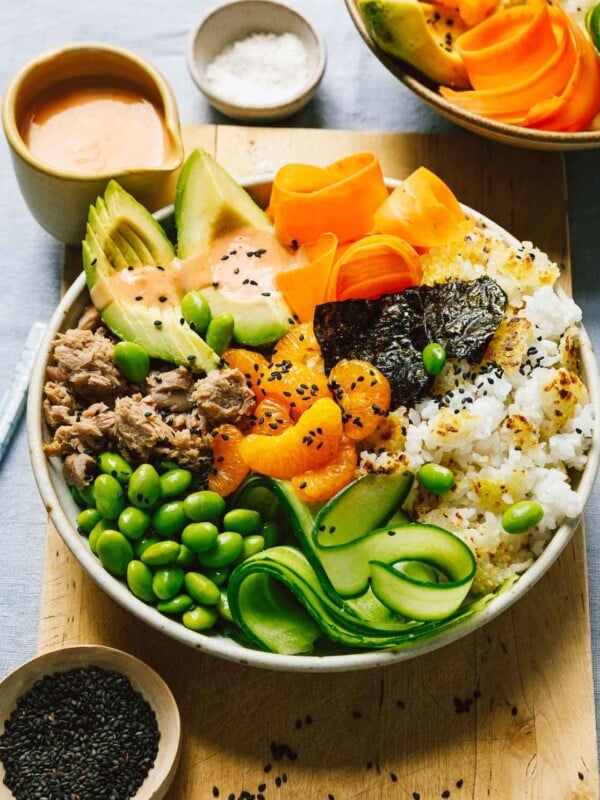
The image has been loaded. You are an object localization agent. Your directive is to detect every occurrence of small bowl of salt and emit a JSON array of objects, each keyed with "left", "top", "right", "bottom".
[{"left": 187, "top": 0, "right": 326, "bottom": 121}]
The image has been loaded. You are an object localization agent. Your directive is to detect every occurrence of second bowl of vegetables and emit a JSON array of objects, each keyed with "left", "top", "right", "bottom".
[{"left": 29, "top": 148, "right": 599, "bottom": 669}]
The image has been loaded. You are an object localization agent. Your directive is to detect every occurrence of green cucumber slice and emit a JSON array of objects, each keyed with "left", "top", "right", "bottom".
[
  {"left": 227, "top": 475, "right": 488, "bottom": 654},
  {"left": 316, "top": 522, "right": 475, "bottom": 599},
  {"left": 312, "top": 471, "right": 414, "bottom": 546}
]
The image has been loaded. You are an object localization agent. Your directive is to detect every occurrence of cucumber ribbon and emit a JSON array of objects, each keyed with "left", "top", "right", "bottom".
[{"left": 227, "top": 474, "right": 504, "bottom": 654}]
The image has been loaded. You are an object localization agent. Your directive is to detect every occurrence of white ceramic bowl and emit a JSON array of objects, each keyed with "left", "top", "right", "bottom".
[
  {"left": 0, "top": 645, "right": 181, "bottom": 800},
  {"left": 187, "top": 0, "right": 326, "bottom": 121},
  {"left": 27, "top": 176, "right": 600, "bottom": 673},
  {"left": 344, "top": 0, "right": 600, "bottom": 151}
]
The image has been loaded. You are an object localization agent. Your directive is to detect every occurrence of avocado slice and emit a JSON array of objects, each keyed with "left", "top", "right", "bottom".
[
  {"left": 199, "top": 286, "right": 292, "bottom": 347},
  {"left": 83, "top": 180, "right": 219, "bottom": 374},
  {"left": 360, "top": 0, "right": 470, "bottom": 89},
  {"left": 175, "top": 148, "right": 271, "bottom": 259}
]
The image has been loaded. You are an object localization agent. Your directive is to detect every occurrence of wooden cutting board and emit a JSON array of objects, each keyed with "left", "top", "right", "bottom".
[{"left": 39, "top": 126, "right": 598, "bottom": 800}]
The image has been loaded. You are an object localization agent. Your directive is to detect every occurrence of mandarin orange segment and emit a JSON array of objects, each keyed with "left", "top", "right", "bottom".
[
  {"left": 271, "top": 323, "right": 325, "bottom": 371},
  {"left": 239, "top": 398, "right": 343, "bottom": 479},
  {"left": 208, "top": 424, "right": 250, "bottom": 497},
  {"left": 257, "top": 360, "right": 332, "bottom": 420},
  {"left": 328, "top": 359, "right": 391, "bottom": 441},
  {"left": 291, "top": 437, "right": 358, "bottom": 503},
  {"left": 248, "top": 396, "right": 293, "bottom": 436},
  {"left": 222, "top": 348, "right": 269, "bottom": 406}
]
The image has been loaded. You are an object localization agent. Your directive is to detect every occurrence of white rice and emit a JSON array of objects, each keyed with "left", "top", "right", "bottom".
[{"left": 360, "top": 224, "right": 593, "bottom": 595}]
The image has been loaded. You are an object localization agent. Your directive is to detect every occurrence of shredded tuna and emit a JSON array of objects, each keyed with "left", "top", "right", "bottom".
[
  {"left": 146, "top": 367, "right": 195, "bottom": 414},
  {"left": 191, "top": 368, "right": 254, "bottom": 427},
  {"left": 63, "top": 453, "right": 96, "bottom": 490},
  {"left": 43, "top": 381, "right": 79, "bottom": 428},
  {"left": 77, "top": 305, "right": 102, "bottom": 331},
  {"left": 44, "top": 404, "right": 116, "bottom": 458},
  {"left": 49, "top": 327, "right": 126, "bottom": 403},
  {"left": 157, "top": 429, "right": 212, "bottom": 471},
  {"left": 113, "top": 395, "right": 175, "bottom": 463}
]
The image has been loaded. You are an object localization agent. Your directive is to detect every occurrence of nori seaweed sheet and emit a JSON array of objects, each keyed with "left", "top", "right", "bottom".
[{"left": 313, "top": 276, "right": 507, "bottom": 408}]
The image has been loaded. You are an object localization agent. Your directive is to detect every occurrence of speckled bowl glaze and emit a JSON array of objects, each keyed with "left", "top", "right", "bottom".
[
  {"left": 0, "top": 645, "right": 181, "bottom": 800},
  {"left": 2, "top": 42, "right": 184, "bottom": 245},
  {"left": 344, "top": 0, "right": 600, "bottom": 151},
  {"left": 27, "top": 176, "right": 600, "bottom": 673},
  {"left": 187, "top": 0, "right": 326, "bottom": 121}
]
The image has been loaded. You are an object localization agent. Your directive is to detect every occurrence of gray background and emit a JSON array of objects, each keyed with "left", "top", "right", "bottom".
[{"left": 1, "top": 0, "right": 599, "bottom": 748}]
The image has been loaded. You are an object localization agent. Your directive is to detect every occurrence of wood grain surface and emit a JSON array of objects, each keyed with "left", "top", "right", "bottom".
[{"left": 40, "top": 126, "right": 597, "bottom": 800}]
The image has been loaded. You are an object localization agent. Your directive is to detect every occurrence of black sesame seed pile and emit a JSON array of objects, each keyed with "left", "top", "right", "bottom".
[{"left": 0, "top": 665, "right": 160, "bottom": 800}]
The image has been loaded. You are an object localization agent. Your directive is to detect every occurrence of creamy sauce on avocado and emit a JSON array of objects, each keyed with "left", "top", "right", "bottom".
[
  {"left": 174, "top": 227, "right": 298, "bottom": 295},
  {"left": 21, "top": 78, "right": 169, "bottom": 174},
  {"left": 90, "top": 266, "right": 179, "bottom": 311}
]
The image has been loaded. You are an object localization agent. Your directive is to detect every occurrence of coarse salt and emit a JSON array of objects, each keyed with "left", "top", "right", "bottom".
[{"left": 204, "top": 32, "right": 311, "bottom": 107}]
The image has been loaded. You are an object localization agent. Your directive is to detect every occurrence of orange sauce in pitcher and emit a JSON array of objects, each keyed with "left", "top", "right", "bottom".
[{"left": 20, "top": 77, "right": 169, "bottom": 174}]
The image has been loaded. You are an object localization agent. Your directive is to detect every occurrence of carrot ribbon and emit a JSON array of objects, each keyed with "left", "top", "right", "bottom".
[
  {"left": 372, "top": 167, "right": 471, "bottom": 249},
  {"left": 440, "top": 2, "right": 600, "bottom": 132},
  {"left": 268, "top": 153, "right": 389, "bottom": 247}
]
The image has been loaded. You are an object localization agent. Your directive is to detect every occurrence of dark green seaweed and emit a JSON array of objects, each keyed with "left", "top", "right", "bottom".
[{"left": 314, "top": 277, "right": 507, "bottom": 408}]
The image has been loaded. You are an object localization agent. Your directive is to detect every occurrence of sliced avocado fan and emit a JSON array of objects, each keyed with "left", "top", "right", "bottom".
[
  {"left": 82, "top": 180, "right": 219, "bottom": 373},
  {"left": 175, "top": 148, "right": 271, "bottom": 260},
  {"left": 174, "top": 149, "right": 293, "bottom": 347}
]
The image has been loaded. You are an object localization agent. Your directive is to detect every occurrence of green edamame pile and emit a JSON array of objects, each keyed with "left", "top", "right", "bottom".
[{"left": 73, "top": 453, "right": 284, "bottom": 635}]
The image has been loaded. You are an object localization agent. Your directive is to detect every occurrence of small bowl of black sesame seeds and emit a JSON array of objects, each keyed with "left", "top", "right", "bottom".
[{"left": 0, "top": 645, "right": 181, "bottom": 800}]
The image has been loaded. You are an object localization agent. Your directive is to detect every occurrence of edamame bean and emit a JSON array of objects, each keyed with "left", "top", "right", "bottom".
[
  {"left": 70, "top": 487, "right": 86, "bottom": 507},
  {"left": 217, "top": 590, "right": 233, "bottom": 622},
  {"left": 203, "top": 567, "right": 230, "bottom": 586},
  {"left": 134, "top": 537, "right": 161, "bottom": 558},
  {"left": 396, "top": 560, "right": 438, "bottom": 583},
  {"left": 182, "top": 605, "right": 218, "bottom": 632},
  {"left": 140, "top": 540, "right": 180, "bottom": 566},
  {"left": 157, "top": 459, "right": 180, "bottom": 473},
  {"left": 118, "top": 506, "right": 151, "bottom": 540},
  {"left": 113, "top": 341, "right": 150, "bottom": 383},
  {"left": 89, "top": 519, "right": 112, "bottom": 554},
  {"left": 160, "top": 468, "right": 192, "bottom": 499},
  {"left": 182, "top": 522, "right": 219, "bottom": 553},
  {"left": 502, "top": 500, "right": 544, "bottom": 534},
  {"left": 128, "top": 464, "right": 161, "bottom": 509},
  {"left": 422, "top": 342, "right": 447, "bottom": 376},
  {"left": 152, "top": 567, "right": 185, "bottom": 600},
  {"left": 241, "top": 534, "right": 265, "bottom": 560},
  {"left": 157, "top": 594, "right": 194, "bottom": 615},
  {"left": 183, "top": 491, "right": 225, "bottom": 522},
  {"left": 174, "top": 544, "right": 195, "bottom": 570},
  {"left": 76, "top": 508, "right": 102, "bottom": 535},
  {"left": 205, "top": 312, "right": 234, "bottom": 356},
  {"left": 94, "top": 474, "right": 125, "bottom": 520},
  {"left": 418, "top": 463, "right": 455, "bottom": 495},
  {"left": 261, "top": 521, "right": 281, "bottom": 549},
  {"left": 96, "top": 530, "right": 133, "bottom": 576},
  {"left": 126, "top": 561, "right": 156, "bottom": 602},
  {"left": 240, "top": 486, "right": 280, "bottom": 521},
  {"left": 184, "top": 572, "right": 220, "bottom": 606},
  {"left": 181, "top": 291, "right": 211, "bottom": 335},
  {"left": 97, "top": 452, "right": 132, "bottom": 484},
  {"left": 78, "top": 484, "right": 96, "bottom": 508},
  {"left": 152, "top": 501, "right": 188, "bottom": 537},
  {"left": 223, "top": 508, "right": 262, "bottom": 535},
  {"left": 198, "top": 532, "right": 244, "bottom": 569}
]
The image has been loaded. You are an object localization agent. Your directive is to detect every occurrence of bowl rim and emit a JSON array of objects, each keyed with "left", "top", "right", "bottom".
[
  {"left": 2, "top": 41, "right": 184, "bottom": 181},
  {"left": 0, "top": 644, "right": 181, "bottom": 799},
  {"left": 186, "top": 0, "right": 327, "bottom": 114},
  {"left": 26, "top": 174, "right": 600, "bottom": 673},
  {"left": 343, "top": 0, "right": 600, "bottom": 151}
]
